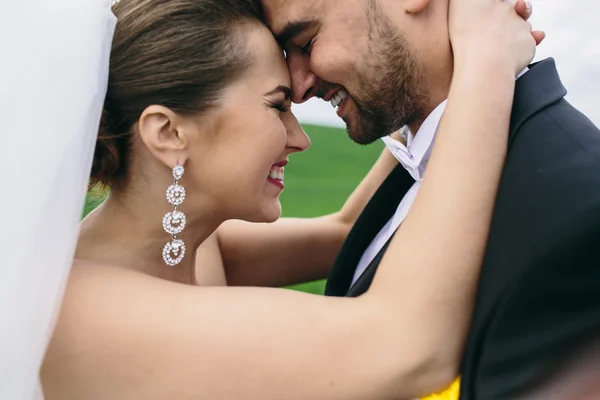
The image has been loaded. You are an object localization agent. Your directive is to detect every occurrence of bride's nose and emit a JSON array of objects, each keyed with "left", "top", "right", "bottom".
[{"left": 283, "top": 110, "right": 311, "bottom": 153}]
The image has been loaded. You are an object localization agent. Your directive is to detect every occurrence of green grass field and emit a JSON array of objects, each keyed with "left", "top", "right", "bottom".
[{"left": 84, "top": 123, "right": 384, "bottom": 295}]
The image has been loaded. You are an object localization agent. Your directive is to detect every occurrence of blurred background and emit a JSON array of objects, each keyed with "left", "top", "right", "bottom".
[{"left": 85, "top": 0, "right": 599, "bottom": 295}]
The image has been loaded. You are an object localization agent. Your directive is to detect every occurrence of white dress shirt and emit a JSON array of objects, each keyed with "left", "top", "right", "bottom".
[
  {"left": 351, "top": 101, "right": 446, "bottom": 284},
  {"left": 351, "top": 68, "right": 529, "bottom": 285}
]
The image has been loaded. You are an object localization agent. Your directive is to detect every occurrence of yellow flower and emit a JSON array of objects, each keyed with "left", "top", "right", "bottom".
[{"left": 420, "top": 378, "right": 460, "bottom": 400}]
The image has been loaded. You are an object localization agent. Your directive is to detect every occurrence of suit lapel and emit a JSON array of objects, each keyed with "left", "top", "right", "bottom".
[
  {"left": 325, "top": 163, "right": 414, "bottom": 296},
  {"left": 347, "top": 232, "right": 395, "bottom": 297}
]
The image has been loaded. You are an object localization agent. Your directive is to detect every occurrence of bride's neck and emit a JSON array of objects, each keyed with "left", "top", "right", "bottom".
[{"left": 77, "top": 187, "right": 222, "bottom": 285}]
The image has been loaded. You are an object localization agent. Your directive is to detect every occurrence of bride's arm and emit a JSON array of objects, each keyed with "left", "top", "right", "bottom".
[
  {"left": 42, "top": 2, "right": 539, "bottom": 400},
  {"left": 210, "top": 142, "right": 399, "bottom": 287}
]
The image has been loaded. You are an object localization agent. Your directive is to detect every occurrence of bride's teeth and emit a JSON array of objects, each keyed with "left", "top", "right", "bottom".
[{"left": 269, "top": 166, "right": 285, "bottom": 181}]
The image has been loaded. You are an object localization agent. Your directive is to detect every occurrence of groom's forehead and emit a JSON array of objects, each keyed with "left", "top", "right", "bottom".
[{"left": 261, "top": 0, "right": 322, "bottom": 35}]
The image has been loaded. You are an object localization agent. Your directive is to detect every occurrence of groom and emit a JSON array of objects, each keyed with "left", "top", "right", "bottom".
[{"left": 256, "top": 0, "right": 600, "bottom": 398}]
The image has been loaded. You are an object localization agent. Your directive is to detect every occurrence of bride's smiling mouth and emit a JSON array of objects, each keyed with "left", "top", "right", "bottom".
[{"left": 267, "top": 160, "right": 287, "bottom": 190}]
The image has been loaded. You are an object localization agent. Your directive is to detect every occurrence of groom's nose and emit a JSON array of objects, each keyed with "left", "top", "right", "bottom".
[{"left": 287, "top": 52, "right": 317, "bottom": 104}]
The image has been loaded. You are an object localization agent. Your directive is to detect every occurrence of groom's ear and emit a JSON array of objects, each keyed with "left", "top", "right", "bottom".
[
  {"left": 403, "top": 0, "right": 431, "bottom": 14},
  {"left": 138, "top": 105, "right": 189, "bottom": 170}
]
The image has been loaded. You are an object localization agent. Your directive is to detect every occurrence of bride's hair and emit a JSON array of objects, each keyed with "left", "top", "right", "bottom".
[{"left": 92, "top": 0, "right": 264, "bottom": 188}]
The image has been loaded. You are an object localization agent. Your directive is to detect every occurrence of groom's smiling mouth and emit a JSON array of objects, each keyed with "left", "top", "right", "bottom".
[{"left": 324, "top": 87, "right": 350, "bottom": 117}]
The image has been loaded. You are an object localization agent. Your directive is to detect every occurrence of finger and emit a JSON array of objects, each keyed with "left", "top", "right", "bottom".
[
  {"left": 514, "top": 0, "right": 532, "bottom": 21},
  {"left": 532, "top": 30, "right": 546, "bottom": 46}
]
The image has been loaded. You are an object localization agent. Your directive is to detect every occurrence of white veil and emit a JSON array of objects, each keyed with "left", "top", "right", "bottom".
[{"left": 0, "top": 1, "right": 115, "bottom": 398}]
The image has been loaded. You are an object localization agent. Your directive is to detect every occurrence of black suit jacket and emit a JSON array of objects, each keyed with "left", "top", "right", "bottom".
[{"left": 325, "top": 58, "right": 600, "bottom": 399}]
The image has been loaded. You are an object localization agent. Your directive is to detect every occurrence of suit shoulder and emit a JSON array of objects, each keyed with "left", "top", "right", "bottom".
[{"left": 519, "top": 98, "right": 600, "bottom": 160}]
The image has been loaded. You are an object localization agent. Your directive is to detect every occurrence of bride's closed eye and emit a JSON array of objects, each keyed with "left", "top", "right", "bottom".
[
  {"left": 263, "top": 85, "right": 292, "bottom": 114},
  {"left": 268, "top": 99, "right": 291, "bottom": 113}
]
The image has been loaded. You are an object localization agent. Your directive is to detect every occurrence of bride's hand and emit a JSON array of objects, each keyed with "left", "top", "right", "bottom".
[
  {"left": 449, "top": 0, "right": 545, "bottom": 76},
  {"left": 514, "top": 0, "right": 546, "bottom": 46}
]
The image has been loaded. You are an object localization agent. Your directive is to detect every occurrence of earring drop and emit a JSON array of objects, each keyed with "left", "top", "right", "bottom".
[{"left": 162, "top": 164, "right": 187, "bottom": 266}]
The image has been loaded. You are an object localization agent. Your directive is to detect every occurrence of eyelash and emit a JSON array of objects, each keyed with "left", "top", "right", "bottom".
[
  {"left": 270, "top": 101, "right": 290, "bottom": 113},
  {"left": 301, "top": 39, "right": 314, "bottom": 54}
]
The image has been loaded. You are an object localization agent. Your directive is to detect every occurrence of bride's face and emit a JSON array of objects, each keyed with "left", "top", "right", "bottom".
[{"left": 185, "top": 25, "right": 311, "bottom": 223}]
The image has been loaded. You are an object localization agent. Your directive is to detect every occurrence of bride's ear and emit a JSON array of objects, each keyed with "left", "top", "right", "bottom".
[{"left": 138, "top": 105, "right": 189, "bottom": 169}]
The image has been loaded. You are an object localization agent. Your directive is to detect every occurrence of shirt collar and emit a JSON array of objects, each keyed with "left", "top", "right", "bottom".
[
  {"left": 382, "top": 67, "right": 530, "bottom": 182},
  {"left": 381, "top": 100, "right": 446, "bottom": 182}
]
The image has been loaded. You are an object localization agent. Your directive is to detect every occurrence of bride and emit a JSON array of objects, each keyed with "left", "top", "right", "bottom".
[{"left": 35, "top": 0, "right": 541, "bottom": 398}]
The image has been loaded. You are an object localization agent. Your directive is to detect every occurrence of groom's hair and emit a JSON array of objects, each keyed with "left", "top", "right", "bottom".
[
  {"left": 93, "top": 0, "right": 264, "bottom": 188},
  {"left": 247, "top": 0, "right": 265, "bottom": 20}
]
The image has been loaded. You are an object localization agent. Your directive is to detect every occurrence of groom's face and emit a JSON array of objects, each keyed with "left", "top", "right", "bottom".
[{"left": 262, "top": 0, "right": 450, "bottom": 144}]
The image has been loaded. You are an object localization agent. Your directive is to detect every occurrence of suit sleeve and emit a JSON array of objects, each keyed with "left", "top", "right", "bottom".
[{"left": 475, "top": 206, "right": 600, "bottom": 399}]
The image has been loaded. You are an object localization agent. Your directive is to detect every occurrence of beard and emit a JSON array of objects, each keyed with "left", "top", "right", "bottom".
[{"left": 345, "top": 1, "right": 429, "bottom": 145}]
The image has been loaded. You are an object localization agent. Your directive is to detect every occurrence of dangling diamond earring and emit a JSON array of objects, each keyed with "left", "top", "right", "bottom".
[{"left": 162, "top": 164, "right": 187, "bottom": 266}]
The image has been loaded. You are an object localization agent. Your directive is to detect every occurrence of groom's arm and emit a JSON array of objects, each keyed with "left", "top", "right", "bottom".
[
  {"left": 209, "top": 144, "right": 399, "bottom": 287},
  {"left": 475, "top": 206, "right": 600, "bottom": 399}
]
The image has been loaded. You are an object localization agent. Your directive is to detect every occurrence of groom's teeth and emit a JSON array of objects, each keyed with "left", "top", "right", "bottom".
[{"left": 330, "top": 89, "right": 348, "bottom": 109}]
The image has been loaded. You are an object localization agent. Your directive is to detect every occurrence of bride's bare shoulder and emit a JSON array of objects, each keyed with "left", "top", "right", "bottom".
[
  {"left": 64, "top": 259, "right": 207, "bottom": 326},
  {"left": 69, "top": 258, "right": 195, "bottom": 300},
  {"left": 44, "top": 260, "right": 214, "bottom": 399},
  {"left": 71, "top": 258, "right": 158, "bottom": 286}
]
